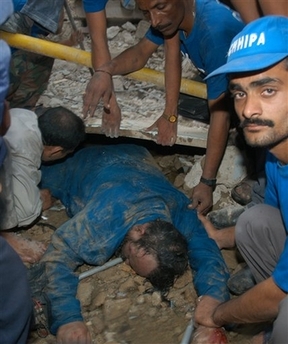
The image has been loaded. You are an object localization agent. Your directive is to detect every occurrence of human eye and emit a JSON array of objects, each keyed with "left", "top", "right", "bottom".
[
  {"left": 230, "top": 91, "right": 245, "bottom": 100},
  {"left": 262, "top": 88, "right": 276, "bottom": 97},
  {"left": 157, "top": 4, "right": 166, "bottom": 10}
]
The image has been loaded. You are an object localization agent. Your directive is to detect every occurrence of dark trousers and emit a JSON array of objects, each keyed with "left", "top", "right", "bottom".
[{"left": 0, "top": 237, "right": 33, "bottom": 344}]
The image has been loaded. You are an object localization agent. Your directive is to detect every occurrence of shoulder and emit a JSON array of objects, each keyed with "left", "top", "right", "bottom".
[{"left": 5, "top": 108, "right": 42, "bottom": 155}]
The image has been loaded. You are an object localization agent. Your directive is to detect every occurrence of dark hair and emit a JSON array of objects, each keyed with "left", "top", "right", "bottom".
[
  {"left": 136, "top": 219, "right": 188, "bottom": 292},
  {"left": 38, "top": 106, "right": 86, "bottom": 151}
]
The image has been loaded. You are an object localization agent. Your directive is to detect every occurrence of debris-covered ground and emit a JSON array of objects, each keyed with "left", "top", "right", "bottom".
[{"left": 19, "top": 3, "right": 259, "bottom": 343}]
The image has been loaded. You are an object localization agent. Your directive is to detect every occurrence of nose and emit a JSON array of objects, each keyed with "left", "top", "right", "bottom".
[
  {"left": 150, "top": 11, "right": 161, "bottom": 28},
  {"left": 241, "top": 95, "right": 262, "bottom": 119}
]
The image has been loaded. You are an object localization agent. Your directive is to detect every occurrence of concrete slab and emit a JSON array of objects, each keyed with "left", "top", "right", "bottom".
[{"left": 73, "top": 0, "right": 144, "bottom": 24}]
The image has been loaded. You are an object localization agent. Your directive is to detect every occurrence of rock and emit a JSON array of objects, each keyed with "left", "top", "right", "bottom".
[
  {"left": 103, "top": 298, "right": 131, "bottom": 320},
  {"left": 135, "top": 19, "right": 150, "bottom": 39},
  {"left": 107, "top": 26, "right": 121, "bottom": 39},
  {"left": 119, "top": 277, "right": 136, "bottom": 292},
  {"left": 121, "top": 21, "right": 136, "bottom": 32},
  {"left": 77, "top": 280, "right": 93, "bottom": 307},
  {"left": 151, "top": 291, "right": 162, "bottom": 306},
  {"left": 93, "top": 291, "right": 107, "bottom": 307}
]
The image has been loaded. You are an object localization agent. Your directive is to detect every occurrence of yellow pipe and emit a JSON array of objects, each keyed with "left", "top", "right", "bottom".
[{"left": 0, "top": 31, "right": 207, "bottom": 99}]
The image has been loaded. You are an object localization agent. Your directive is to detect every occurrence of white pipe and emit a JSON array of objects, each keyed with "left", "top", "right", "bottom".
[{"left": 79, "top": 257, "right": 123, "bottom": 280}]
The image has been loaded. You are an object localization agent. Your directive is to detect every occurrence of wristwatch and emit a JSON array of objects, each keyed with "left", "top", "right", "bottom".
[{"left": 162, "top": 113, "right": 178, "bottom": 123}]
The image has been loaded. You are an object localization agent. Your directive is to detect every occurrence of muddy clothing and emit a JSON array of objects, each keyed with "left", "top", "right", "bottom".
[
  {"left": 146, "top": 0, "right": 244, "bottom": 99},
  {"left": 0, "top": 108, "right": 42, "bottom": 229},
  {"left": 40, "top": 144, "right": 230, "bottom": 334}
]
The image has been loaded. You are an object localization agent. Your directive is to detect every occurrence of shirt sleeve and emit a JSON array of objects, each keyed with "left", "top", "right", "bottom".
[
  {"left": 175, "top": 208, "right": 230, "bottom": 302},
  {"left": 82, "top": 0, "right": 109, "bottom": 13},
  {"left": 43, "top": 202, "right": 125, "bottom": 334}
]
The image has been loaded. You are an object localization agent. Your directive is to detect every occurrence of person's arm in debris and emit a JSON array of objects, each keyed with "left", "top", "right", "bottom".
[
  {"left": 177, "top": 208, "right": 230, "bottom": 302},
  {"left": 83, "top": 9, "right": 121, "bottom": 138},
  {"left": 43, "top": 201, "right": 119, "bottom": 343},
  {"left": 189, "top": 93, "right": 230, "bottom": 214},
  {"left": 83, "top": 37, "right": 158, "bottom": 119},
  {"left": 146, "top": 33, "right": 181, "bottom": 146},
  {"left": 177, "top": 208, "right": 230, "bottom": 343},
  {"left": 43, "top": 225, "right": 88, "bottom": 341}
]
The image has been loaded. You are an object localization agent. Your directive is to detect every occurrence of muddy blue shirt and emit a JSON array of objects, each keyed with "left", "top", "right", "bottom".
[
  {"left": 145, "top": 0, "right": 244, "bottom": 99},
  {"left": 265, "top": 152, "right": 288, "bottom": 293},
  {"left": 40, "top": 145, "right": 230, "bottom": 334}
]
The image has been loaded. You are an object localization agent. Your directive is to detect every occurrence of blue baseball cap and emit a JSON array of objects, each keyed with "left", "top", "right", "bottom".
[{"left": 206, "top": 15, "right": 288, "bottom": 80}]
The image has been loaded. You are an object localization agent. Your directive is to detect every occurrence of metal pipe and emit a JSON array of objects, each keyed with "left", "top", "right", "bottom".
[
  {"left": 180, "top": 319, "right": 195, "bottom": 344},
  {"left": 0, "top": 31, "right": 207, "bottom": 99},
  {"left": 79, "top": 257, "right": 123, "bottom": 280},
  {"left": 63, "top": 0, "right": 94, "bottom": 75}
]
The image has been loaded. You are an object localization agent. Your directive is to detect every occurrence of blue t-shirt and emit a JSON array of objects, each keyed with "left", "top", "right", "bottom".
[
  {"left": 265, "top": 152, "right": 288, "bottom": 292},
  {"left": 82, "top": 0, "right": 109, "bottom": 13},
  {"left": 145, "top": 0, "right": 244, "bottom": 99}
]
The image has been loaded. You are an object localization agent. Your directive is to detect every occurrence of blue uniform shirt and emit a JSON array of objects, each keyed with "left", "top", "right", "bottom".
[
  {"left": 265, "top": 152, "right": 288, "bottom": 292},
  {"left": 145, "top": 0, "right": 244, "bottom": 99}
]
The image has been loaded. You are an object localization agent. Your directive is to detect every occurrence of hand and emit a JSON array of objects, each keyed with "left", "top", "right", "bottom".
[
  {"left": 197, "top": 213, "right": 218, "bottom": 240},
  {"left": 83, "top": 71, "right": 113, "bottom": 119},
  {"left": 101, "top": 93, "right": 121, "bottom": 138},
  {"left": 194, "top": 295, "right": 222, "bottom": 328},
  {"left": 146, "top": 116, "right": 177, "bottom": 146},
  {"left": 40, "top": 189, "right": 55, "bottom": 211},
  {"left": 188, "top": 182, "right": 213, "bottom": 214},
  {"left": 191, "top": 325, "right": 228, "bottom": 344},
  {"left": 56, "top": 321, "right": 92, "bottom": 344}
]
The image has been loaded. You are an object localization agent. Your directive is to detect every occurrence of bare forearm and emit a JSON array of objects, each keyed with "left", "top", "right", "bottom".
[
  {"left": 164, "top": 33, "right": 181, "bottom": 114},
  {"left": 202, "top": 97, "right": 230, "bottom": 179},
  {"left": 86, "top": 11, "right": 111, "bottom": 68},
  {"left": 98, "top": 38, "right": 158, "bottom": 76},
  {"left": 213, "top": 277, "right": 286, "bottom": 325}
]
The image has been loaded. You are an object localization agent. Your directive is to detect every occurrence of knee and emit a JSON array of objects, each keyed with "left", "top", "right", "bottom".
[{"left": 235, "top": 204, "right": 272, "bottom": 247}]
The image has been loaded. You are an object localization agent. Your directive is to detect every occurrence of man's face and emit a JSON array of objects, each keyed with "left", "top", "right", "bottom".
[
  {"left": 120, "top": 226, "right": 158, "bottom": 278},
  {"left": 229, "top": 61, "right": 288, "bottom": 148},
  {"left": 136, "top": 0, "right": 185, "bottom": 36}
]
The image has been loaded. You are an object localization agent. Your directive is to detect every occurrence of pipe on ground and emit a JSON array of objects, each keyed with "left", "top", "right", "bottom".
[{"left": 0, "top": 31, "right": 207, "bottom": 99}]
